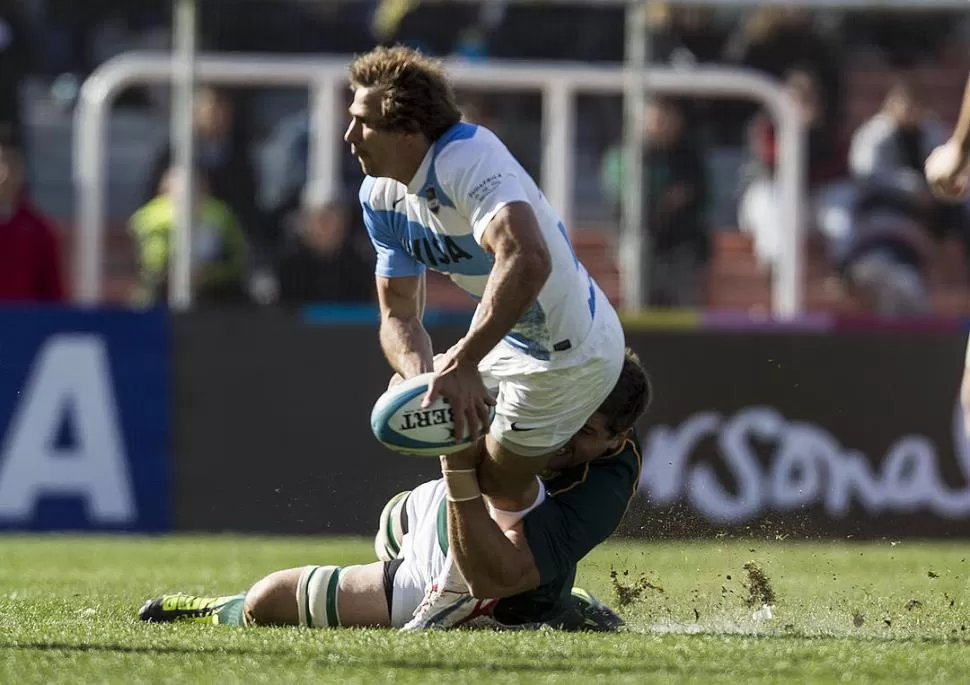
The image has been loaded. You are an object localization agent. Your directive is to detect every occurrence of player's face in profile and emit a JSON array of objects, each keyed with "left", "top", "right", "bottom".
[
  {"left": 547, "top": 412, "right": 625, "bottom": 470},
  {"left": 345, "top": 87, "right": 397, "bottom": 177}
]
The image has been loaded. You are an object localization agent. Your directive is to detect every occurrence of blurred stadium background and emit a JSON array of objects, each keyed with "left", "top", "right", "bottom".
[
  {"left": 7, "top": 0, "right": 970, "bottom": 316},
  {"left": 5, "top": 1, "right": 970, "bottom": 680}
]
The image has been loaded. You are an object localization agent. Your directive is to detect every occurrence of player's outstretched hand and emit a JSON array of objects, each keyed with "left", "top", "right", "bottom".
[
  {"left": 925, "top": 139, "right": 970, "bottom": 200},
  {"left": 422, "top": 352, "right": 495, "bottom": 443}
]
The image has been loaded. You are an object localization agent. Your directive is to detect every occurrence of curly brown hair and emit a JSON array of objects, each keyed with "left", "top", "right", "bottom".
[
  {"left": 348, "top": 45, "right": 462, "bottom": 141},
  {"left": 598, "top": 347, "right": 651, "bottom": 436}
]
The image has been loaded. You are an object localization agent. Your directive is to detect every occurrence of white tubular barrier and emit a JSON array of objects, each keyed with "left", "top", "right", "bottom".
[
  {"left": 168, "top": 0, "right": 197, "bottom": 309},
  {"left": 73, "top": 53, "right": 804, "bottom": 315}
]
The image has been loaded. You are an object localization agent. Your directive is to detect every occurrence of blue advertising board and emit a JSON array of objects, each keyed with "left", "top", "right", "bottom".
[{"left": 0, "top": 307, "right": 169, "bottom": 532}]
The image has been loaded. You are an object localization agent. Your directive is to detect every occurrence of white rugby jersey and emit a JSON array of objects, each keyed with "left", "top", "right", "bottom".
[{"left": 359, "top": 122, "right": 606, "bottom": 361}]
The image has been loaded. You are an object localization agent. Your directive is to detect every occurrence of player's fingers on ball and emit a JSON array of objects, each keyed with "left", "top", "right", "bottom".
[
  {"left": 475, "top": 401, "right": 491, "bottom": 434},
  {"left": 452, "top": 409, "right": 466, "bottom": 443},
  {"left": 464, "top": 407, "right": 480, "bottom": 442}
]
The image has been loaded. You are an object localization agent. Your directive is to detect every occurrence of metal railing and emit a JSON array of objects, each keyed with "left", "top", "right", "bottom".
[{"left": 73, "top": 53, "right": 804, "bottom": 314}]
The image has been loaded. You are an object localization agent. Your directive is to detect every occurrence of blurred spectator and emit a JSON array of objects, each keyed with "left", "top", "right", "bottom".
[
  {"left": 842, "top": 78, "right": 970, "bottom": 314},
  {"left": 144, "top": 86, "right": 269, "bottom": 267},
  {"left": 844, "top": 10, "right": 960, "bottom": 68},
  {"left": 371, "top": 0, "right": 423, "bottom": 45},
  {"left": 0, "top": 0, "right": 27, "bottom": 147},
  {"left": 37, "top": 0, "right": 168, "bottom": 91},
  {"left": 260, "top": 109, "right": 313, "bottom": 229},
  {"left": 850, "top": 79, "right": 970, "bottom": 260},
  {"left": 647, "top": 3, "right": 730, "bottom": 146},
  {"left": 372, "top": 0, "right": 483, "bottom": 56},
  {"left": 128, "top": 167, "right": 249, "bottom": 307},
  {"left": 259, "top": 90, "right": 367, "bottom": 253},
  {"left": 457, "top": 93, "right": 540, "bottom": 182},
  {"left": 487, "top": 1, "right": 624, "bottom": 62},
  {"left": 649, "top": 3, "right": 729, "bottom": 67},
  {"left": 837, "top": 184, "right": 934, "bottom": 316},
  {"left": 458, "top": 95, "right": 499, "bottom": 129},
  {"left": 721, "top": 8, "right": 843, "bottom": 145},
  {"left": 739, "top": 69, "right": 854, "bottom": 271},
  {"left": 600, "top": 97, "right": 709, "bottom": 306},
  {"left": 850, "top": 80, "right": 948, "bottom": 191},
  {"left": 0, "top": 130, "right": 65, "bottom": 303},
  {"left": 276, "top": 188, "right": 375, "bottom": 304}
]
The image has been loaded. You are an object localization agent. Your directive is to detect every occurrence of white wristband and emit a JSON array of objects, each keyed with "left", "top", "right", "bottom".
[{"left": 442, "top": 469, "right": 482, "bottom": 502}]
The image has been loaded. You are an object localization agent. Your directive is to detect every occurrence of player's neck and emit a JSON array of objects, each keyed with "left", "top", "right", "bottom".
[{"left": 389, "top": 138, "right": 432, "bottom": 186}]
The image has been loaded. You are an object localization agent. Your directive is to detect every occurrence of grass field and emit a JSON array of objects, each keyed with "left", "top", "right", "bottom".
[{"left": 2, "top": 535, "right": 970, "bottom": 683}]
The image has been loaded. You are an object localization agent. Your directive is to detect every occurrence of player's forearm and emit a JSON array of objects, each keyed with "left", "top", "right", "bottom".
[
  {"left": 454, "top": 248, "right": 550, "bottom": 365},
  {"left": 954, "top": 74, "right": 970, "bottom": 153},
  {"left": 379, "top": 316, "right": 434, "bottom": 378},
  {"left": 447, "top": 499, "right": 538, "bottom": 598}
]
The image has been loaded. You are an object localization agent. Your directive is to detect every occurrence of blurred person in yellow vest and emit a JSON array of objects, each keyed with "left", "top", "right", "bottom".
[
  {"left": 372, "top": 0, "right": 419, "bottom": 42},
  {"left": 128, "top": 166, "right": 249, "bottom": 307}
]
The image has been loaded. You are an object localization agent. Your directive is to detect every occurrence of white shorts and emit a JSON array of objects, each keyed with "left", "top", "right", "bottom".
[
  {"left": 389, "top": 479, "right": 449, "bottom": 627},
  {"left": 479, "top": 288, "right": 625, "bottom": 457}
]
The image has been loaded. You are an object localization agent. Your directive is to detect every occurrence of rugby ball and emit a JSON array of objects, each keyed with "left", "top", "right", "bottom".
[{"left": 370, "top": 371, "right": 496, "bottom": 457}]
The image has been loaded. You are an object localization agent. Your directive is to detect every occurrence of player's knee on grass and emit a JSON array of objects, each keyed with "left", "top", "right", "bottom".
[
  {"left": 295, "top": 563, "right": 390, "bottom": 628},
  {"left": 294, "top": 565, "right": 344, "bottom": 628},
  {"left": 244, "top": 568, "right": 304, "bottom": 626},
  {"left": 247, "top": 565, "right": 348, "bottom": 628},
  {"left": 247, "top": 564, "right": 389, "bottom": 629}
]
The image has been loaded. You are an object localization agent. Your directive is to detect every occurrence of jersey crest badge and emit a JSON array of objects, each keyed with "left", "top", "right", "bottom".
[{"left": 425, "top": 187, "right": 441, "bottom": 214}]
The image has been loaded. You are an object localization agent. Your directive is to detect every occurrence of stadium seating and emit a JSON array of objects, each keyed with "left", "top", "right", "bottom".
[
  {"left": 57, "top": 215, "right": 970, "bottom": 316},
  {"left": 48, "top": 58, "right": 970, "bottom": 316}
]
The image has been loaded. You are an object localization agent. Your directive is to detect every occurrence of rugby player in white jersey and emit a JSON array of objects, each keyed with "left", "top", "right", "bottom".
[
  {"left": 925, "top": 70, "right": 970, "bottom": 433},
  {"left": 343, "top": 45, "right": 627, "bottom": 629}
]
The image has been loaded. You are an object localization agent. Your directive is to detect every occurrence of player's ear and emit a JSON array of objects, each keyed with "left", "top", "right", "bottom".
[{"left": 608, "top": 427, "right": 632, "bottom": 450}]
